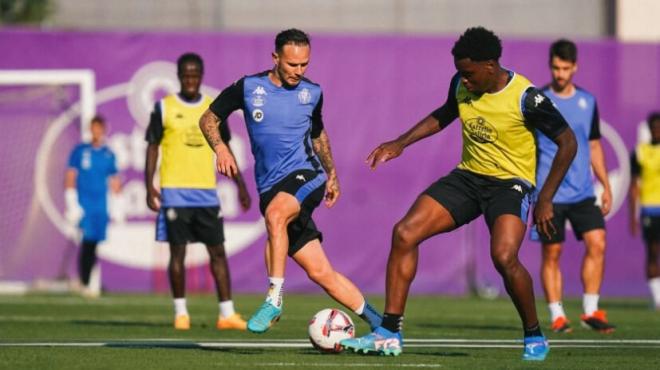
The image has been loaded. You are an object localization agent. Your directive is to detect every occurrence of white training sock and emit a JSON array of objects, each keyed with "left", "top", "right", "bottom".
[
  {"left": 219, "top": 300, "right": 236, "bottom": 318},
  {"left": 583, "top": 293, "right": 600, "bottom": 316},
  {"left": 174, "top": 298, "right": 188, "bottom": 317},
  {"left": 548, "top": 301, "right": 566, "bottom": 321},
  {"left": 354, "top": 300, "right": 366, "bottom": 315},
  {"left": 266, "top": 277, "right": 284, "bottom": 308},
  {"left": 648, "top": 277, "right": 660, "bottom": 307}
]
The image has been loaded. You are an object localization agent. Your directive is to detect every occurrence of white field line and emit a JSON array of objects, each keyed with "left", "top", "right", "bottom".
[
  {"left": 1, "top": 338, "right": 659, "bottom": 349},
  {"left": 89, "top": 338, "right": 660, "bottom": 344}
]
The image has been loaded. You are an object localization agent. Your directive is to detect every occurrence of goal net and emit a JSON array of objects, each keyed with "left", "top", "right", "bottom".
[{"left": 0, "top": 70, "right": 95, "bottom": 294}]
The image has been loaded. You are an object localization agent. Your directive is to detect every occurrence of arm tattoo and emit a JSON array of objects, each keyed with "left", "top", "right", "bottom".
[
  {"left": 199, "top": 110, "right": 223, "bottom": 150},
  {"left": 312, "top": 130, "right": 336, "bottom": 177}
]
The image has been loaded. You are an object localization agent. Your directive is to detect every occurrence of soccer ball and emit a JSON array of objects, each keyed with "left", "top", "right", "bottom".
[{"left": 308, "top": 308, "right": 355, "bottom": 353}]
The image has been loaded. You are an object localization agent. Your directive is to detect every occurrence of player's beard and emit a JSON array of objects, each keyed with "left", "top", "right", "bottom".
[{"left": 553, "top": 78, "right": 571, "bottom": 93}]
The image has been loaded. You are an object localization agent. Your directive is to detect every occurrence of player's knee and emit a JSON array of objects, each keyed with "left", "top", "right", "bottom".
[
  {"left": 648, "top": 245, "right": 660, "bottom": 261},
  {"left": 542, "top": 250, "right": 561, "bottom": 265},
  {"left": 265, "top": 208, "right": 290, "bottom": 232},
  {"left": 306, "top": 265, "right": 334, "bottom": 286},
  {"left": 392, "top": 220, "right": 419, "bottom": 248},
  {"left": 587, "top": 240, "right": 606, "bottom": 258},
  {"left": 491, "top": 249, "right": 518, "bottom": 272},
  {"left": 168, "top": 256, "right": 185, "bottom": 272},
  {"left": 207, "top": 244, "right": 227, "bottom": 260},
  {"left": 169, "top": 248, "right": 186, "bottom": 262}
]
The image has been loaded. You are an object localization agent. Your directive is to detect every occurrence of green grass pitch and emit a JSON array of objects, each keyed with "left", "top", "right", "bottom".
[{"left": 1, "top": 293, "right": 659, "bottom": 369}]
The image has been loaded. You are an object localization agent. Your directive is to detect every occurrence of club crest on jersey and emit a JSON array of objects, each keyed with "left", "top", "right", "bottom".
[
  {"left": 252, "top": 85, "right": 267, "bottom": 107},
  {"left": 252, "top": 108, "right": 264, "bottom": 123},
  {"left": 298, "top": 88, "right": 312, "bottom": 105},
  {"left": 578, "top": 97, "right": 588, "bottom": 110},
  {"left": 465, "top": 116, "right": 498, "bottom": 144}
]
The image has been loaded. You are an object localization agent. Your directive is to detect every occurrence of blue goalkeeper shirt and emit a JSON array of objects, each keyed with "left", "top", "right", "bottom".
[{"left": 67, "top": 143, "right": 118, "bottom": 213}]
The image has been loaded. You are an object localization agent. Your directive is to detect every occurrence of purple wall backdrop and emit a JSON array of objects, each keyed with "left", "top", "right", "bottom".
[{"left": 1, "top": 29, "right": 658, "bottom": 297}]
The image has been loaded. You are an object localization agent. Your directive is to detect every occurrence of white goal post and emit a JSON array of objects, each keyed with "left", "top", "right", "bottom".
[
  {"left": 0, "top": 69, "right": 96, "bottom": 141},
  {"left": 0, "top": 69, "right": 97, "bottom": 294}
]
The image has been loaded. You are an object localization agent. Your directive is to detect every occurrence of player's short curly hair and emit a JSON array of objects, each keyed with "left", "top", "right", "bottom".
[
  {"left": 275, "top": 28, "right": 310, "bottom": 53},
  {"left": 177, "top": 52, "right": 204, "bottom": 76},
  {"left": 451, "top": 27, "right": 502, "bottom": 62},
  {"left": 647, "top": 112, "right": 660, "bottom": 128}
]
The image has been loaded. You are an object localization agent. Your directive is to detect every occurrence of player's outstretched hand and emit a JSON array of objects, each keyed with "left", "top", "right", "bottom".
[
  {"left": 215, "top": 144, "right": 238, "bottom": 178},
  {"left": 366, "top": 140, "right": 404, "bottom": 170},
  {"left": 534, "top": 199, "right": 556, "bottom": 240},
  {"left": 324, "top": 175, "right": 340, "bottom": 208}
]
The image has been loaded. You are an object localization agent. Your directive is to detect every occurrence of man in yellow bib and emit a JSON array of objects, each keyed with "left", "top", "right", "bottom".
[
  {"left": 629, "top": 112, "right": 660, "bottom": 310},
  {"left": 145, "top": 53, "right": 251, "bottom": 330},
  {"left": 341, "top": 27, "right": 577, "bottom": 361}
]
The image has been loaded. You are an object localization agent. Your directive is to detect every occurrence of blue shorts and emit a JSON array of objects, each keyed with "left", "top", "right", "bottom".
[{"left": 80, "top": 211, "right": 109, "bottom": 242}]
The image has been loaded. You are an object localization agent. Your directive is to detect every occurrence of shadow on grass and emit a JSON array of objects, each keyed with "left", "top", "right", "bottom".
[
  {"left": 104, "top": 341, "right": 264, "bottom": 354},
  {"left": 411, "top": 322, "right": 518, "bottom": 332},
  {"left": 72, "top": 319, "right": 168, "bottom": 328},
  {"left": 296, "top": 348, "right": 469, "bottom": 358}
]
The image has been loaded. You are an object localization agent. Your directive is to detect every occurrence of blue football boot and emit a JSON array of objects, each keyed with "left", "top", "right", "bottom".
[
  {"left": 247, "top": 301, "right": 282, "bottom": 334},
  {"left": 340, "top": 326, "right": 403, "bottom": 356},
  {"left": 522, "top": 335, "right": 549, "bottom": 361}
]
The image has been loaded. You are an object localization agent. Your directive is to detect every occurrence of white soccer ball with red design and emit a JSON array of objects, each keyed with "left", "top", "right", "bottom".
[{"left": 308, "top": 308, "right": 355, "bottom": 353}]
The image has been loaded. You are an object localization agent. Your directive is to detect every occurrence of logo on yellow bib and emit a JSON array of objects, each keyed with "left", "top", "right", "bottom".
[{"left": 465, "top": 117, "right": 498, "bottom": 144}]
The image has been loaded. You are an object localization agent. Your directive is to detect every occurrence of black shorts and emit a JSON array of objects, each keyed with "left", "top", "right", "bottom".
[
  {"left": 423, "top": 168, "right": 533, "bottom": 229},
  {"left": 531, "top": 197, "right": 605, "bottom": 244},
  {"left": 160, "top": 206, "right": 225, "bottom": 246},
  {"left": 259, "top": 169, "right": 326, "bottom": 256},
  {"left": 642, "top": 215, "right": 660, "bottom": 244}
]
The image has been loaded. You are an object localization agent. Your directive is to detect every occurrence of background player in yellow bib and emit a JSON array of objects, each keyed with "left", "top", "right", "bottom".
[
  {"left": 145, "top": 53, "right": 251, "bottom": 330},
  {"left": 341, "top": 27, "right": 577, "bottom": 361},
  {"left": 629, "top": 112, "right": 660, "bottom": 310}
]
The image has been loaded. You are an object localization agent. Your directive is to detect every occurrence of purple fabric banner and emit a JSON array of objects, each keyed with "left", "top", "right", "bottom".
[{"left": 1, "top": 29, "right": 658, "bottom": 297}]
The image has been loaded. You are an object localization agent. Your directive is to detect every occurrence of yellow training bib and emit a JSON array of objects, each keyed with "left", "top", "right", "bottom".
[
  {"left": 456, "top": 73, "right": 537, "bottom": 186},
  {"left": 636, "top": 143, "right": 660, "bottom": 207},
  {"left": 159, "top": 94, "right": 216, "bottom": 189}
]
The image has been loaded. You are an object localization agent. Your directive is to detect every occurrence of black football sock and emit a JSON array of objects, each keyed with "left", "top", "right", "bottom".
[
  {"left": 524, "top": 322, "right": 543, "bottom": 338},
  {"left": 381, "top": 313, "right": 403, "bottom": 333},
  {"left": 79, "top": 240, "right": 98, "bottom": 286}
]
